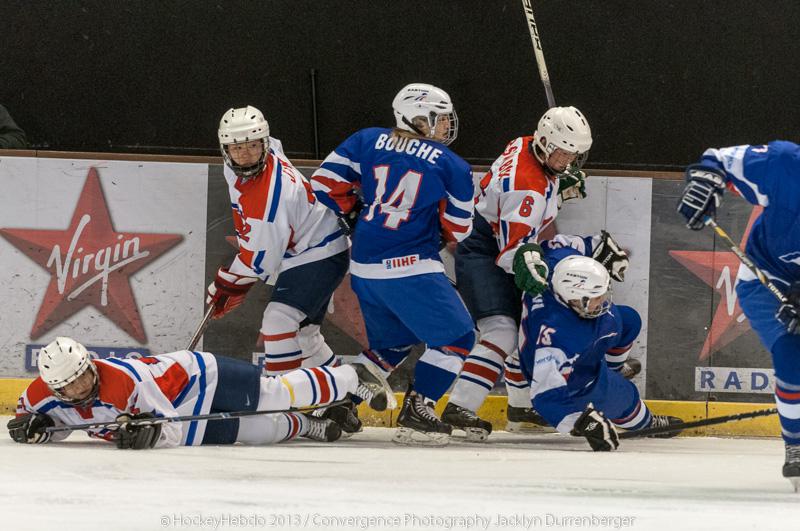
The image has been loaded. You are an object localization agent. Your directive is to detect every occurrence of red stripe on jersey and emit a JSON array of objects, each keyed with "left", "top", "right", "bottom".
[
  {"left": 266, "top": 359, "right": 303, "bottom": 372},
  {"left": 498, "top": 220, "right": 536, "bottom": 259},
  {"left": 310, "top": 367, "right": 331, "bottom": 403},
  {"left": 153, "top": 362, "right": 190, "bottom": 403},
  {"left": 445, "top": 345, "right": 470, "bottom": 357},
  {"left": 95, "top": 362, "right": 137, "bottom": 410},
  {"left": 614, "top": 400, "right": 642, "bottom": 423},
  {"left": 479, "top": 339, "right": 509, "bottom": 358},
  {"left": 463, "top": 362, "right": 501, "bottom": 382},
  {"left": 261, "top": 331, "right": 298, "bottom": 342},
  {"left": 24, "top": 377, "right": 54, "bottom": 407},
  {"left": 313, "top": 175, "right": 357, "bottom": 212},
  {"left": 607, "top": 344, "right": 632, "bottom": 355},
  {"left": 237, "top": 248, "right": 255, "bottom": 270},
  {"left": 504, "top": 368, "right": 527, "bottom": 383},
  {"left": 776, "top": 387, "right": 800, "bottom": 401},
  {"left": 234, "top": 156, "right": 274, "bottom": 220},
  {"left": 288, "top": 414, "right": 301, "bottom": 439}
]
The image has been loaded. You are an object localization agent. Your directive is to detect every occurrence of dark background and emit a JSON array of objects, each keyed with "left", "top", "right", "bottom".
[{"left": 2, "top": 1, "right": 798, "bottom": 169}]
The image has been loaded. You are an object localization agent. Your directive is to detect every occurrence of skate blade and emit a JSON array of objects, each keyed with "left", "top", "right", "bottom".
[
  {"left": 457, "top": 427, "right": 490, "bottom": 443},
  {"left": 506, "top": 421, "right": 555, "bottom": 434},
  {"left": 790, "top": 477, "right": 800, "bottom": 493},
  {"left": 359, "top": 361, "right": 397, "bottom": 411},
  {"left": 391, "top": 427, "right": 450, "bottom": 447}
]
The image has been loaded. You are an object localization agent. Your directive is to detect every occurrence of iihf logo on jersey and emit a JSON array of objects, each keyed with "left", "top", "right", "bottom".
[
  {"left": 383, "top": 254, "right": 420, "bottom": 270},
  {"left": 0, "top": 167, "right": 183, "bottom": 343}
]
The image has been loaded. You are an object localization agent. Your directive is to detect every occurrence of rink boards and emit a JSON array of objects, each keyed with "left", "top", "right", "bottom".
[{"left": 0, "top": 154, "right": 778, "bottom": 433}]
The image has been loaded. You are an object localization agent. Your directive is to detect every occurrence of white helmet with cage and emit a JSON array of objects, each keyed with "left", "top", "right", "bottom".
[
  {"left": 532, "top": 106, "right": 592, "bottom": 169},
  {"left": 551, "top": 255, "right": 611, "bottom": 319},
  {"left": 37, "top": 337, "right": 98, "bottom": 406},
  {"left": 392, "top": 83, "right": 459, "bottom": 145},
  {"left": 218, "top": 106, "right": 270, "bottom": 179}
]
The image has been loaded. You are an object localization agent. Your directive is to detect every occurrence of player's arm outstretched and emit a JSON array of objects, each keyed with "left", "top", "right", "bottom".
[
  {"left": 311, "top": 130, "right": 367, "bottom": 233},
  {"left": 678, "top": 141, "right": 799, "bottom": 230}
]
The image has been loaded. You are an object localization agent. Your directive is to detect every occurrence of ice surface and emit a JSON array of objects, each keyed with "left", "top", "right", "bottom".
[{"left": 1, "top": 417, "right": 798, "bottom": 531}]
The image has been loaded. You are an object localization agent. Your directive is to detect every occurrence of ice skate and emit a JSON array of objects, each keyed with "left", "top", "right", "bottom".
[
  {"left": 320, "top": 400, "right": 362, "bottom": 438},
  {"left": 351, "top": 362, "right": 396, "bottom": 411},
  {"left": 506, "top": 405, "right": 551, "bottom": 433},
  {"left": 442, "top": 402, "right": 492, "bottom": 442},
  {"left": 392, "top": 387, "right": 451, "bottom": 446},
  {"left": 301, "top": 416, "right": 342, "bottom": 442},
  {"left": 618, "top": 358, "right": 642, "bottom": 380},
  {"left": 783, "top": 444, "right": 800, "bottom": 492}
]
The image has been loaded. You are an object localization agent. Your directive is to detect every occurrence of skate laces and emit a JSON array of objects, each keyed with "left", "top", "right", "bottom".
[
  {"left": 787, "top": 445, "right": 800, "bottom": 461},
  {"left": 411, "top": 393, "right": 439, "bottom": 421},
  {"left": 650, "top": 415, "right": 670, "bottom": 428},
  {"left": 355, "top": 383, "right": 376, "bottom": 404},
  {"left": 304, "top": 417, "right": 328, "bottom": 440},
  {"left": 454, "top": 404, "right": 478, "bottom": 420}
]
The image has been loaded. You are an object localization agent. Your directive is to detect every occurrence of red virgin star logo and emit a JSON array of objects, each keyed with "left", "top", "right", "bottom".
[
  {"left": 669, "top": 207, "right": 762, "bottom": 360},
  {"left": 0, "top": 167, "right": 183, "bottom": 343}
]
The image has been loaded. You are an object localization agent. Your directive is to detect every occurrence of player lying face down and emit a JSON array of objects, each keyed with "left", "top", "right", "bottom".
[{"left": 8, "top": 337, "right": 393, "bottom": 449}]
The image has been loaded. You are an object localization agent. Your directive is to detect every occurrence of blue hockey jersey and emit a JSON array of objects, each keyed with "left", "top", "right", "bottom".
[
  {"left": 517, "top": 247, "right": 631, "bottom": 432},
  {"left": 700, "top": 141, "right": 800, "bottom": 285},
  {"left": 311, "top": 127, "right": 474, "bottom": 279}
]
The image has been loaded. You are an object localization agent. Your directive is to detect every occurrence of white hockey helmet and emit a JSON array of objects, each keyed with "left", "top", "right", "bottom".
[
  {"left": 218, "top": 106, "right": 270, "bottom": 179},
  {"left": 38, "top": 337, "right": 98, "bottom": 406},
  {"left": 392, "top": 83, "right": 459, "bottom": 145},
  {"left": 533, "top": 106, "right": 592, "bottom": 170},
  {"left": 551, "top": 255, "right": 611, "bottom": 319}
]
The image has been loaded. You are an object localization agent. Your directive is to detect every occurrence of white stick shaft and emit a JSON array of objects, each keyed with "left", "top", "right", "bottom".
[{"left": 521, "top": 0, "right": 556, "bottom": 108}]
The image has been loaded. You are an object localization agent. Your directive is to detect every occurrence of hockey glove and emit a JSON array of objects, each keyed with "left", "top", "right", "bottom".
[
  {"left": 206, "top": 266, "right": 258, "bottom": 319},
  {"left": 776, "top": 281, "right": 800, "bottom": 335},
  {"left": 570, "top": 404, "right": 619, "bottom": 451},
  {"left": 557, "top": 166, "right": 587, "bottom": 205},
  {"left": 113, "top": 413, "right": 162, "bottom": 450},
  {"left": 512, "top": 243, "right": 549, "bottom": 296},
  {"left": 7, "top": 413, "right": 54, "bottom": 444},
  {"left": 337, "top": 199, "right": 365, "bottom": 237},
  {"left": 677, "top": 164, "right": 726, "bottom": 230},
  {"left": 592, "top": 231, "right": 629, "bottom": 282}
]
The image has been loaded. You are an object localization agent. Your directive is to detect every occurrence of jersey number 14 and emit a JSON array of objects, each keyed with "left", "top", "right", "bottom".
[{"left": 364, "top": 165, "right": 422, "bottom": 229}]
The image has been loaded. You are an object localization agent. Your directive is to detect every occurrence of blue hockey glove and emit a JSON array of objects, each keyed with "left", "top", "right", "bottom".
[
  {"left": 677, "top": 165, "right": 726, "bottom": 230},
  {"left": 776, "top": 281, "right": 800, "bottom": 335}
]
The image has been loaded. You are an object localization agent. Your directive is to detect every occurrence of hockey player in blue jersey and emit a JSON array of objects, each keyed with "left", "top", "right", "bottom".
[
  {"left": 518, "top": 250, "right": 682, "bottom": 450},
  {"left": 677, "top": 141, "right": 800, "bottom": 487},
  {"left": 311, "top": 83, "right": 476, "bottom": 445}
]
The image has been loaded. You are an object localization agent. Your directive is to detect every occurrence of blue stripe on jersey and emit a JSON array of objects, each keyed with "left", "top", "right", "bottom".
[
  {"left": 105, "top": 358, "right": 143, "bottom": 382},
  {"left": 321, "top": 366, "right": 338, "bottom": 401},
  {"left": 500, "top": 220, "right": 509, "bottom": 246},
  {"left": 253, "top": 250, "right": 266, "bottom": 275},
  {"left": 185, "top": 352, "right": 207, "bottom": 446},
  {"left": 302, "top": 369, "right": 317, "bottom": 403},
  {"left": 320, "top": 160, "right": 359, "bottom": 180},
  {"left": 171, "top": 374, "right": 196, "bottom": 408},
  {"left": 502, "top": 177, "right": 510, "bottom": 193},
  {"left": 444, "top": 201, "right": 471, "bottom": 219},
  {"left": 476, "top": 356, "right": 504, "bottom": 371},
  {"left": 459, "top": 374, "right": 494, "bottom": 391},
  {"left": 37, "top": 400, "right": 60, "bottom": 413},
  {"left": 267, "top": 163, "right": 283, "bottom": 223},
  {"left": 283, "top": 229, "right": 344, "bottom": 258},
  {"left": 265, "top": 350, "right": 303, "bottom": 359}
]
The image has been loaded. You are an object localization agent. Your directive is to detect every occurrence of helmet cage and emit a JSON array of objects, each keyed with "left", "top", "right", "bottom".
[
  {"left": 50, "top": 358, "right": 99, "bottom": 407},
  {"left": 220, "top": 138, "right": 269, "bottom": 180},
  {"left": 565, "top": 292, "right": 613, "bottom": 319}
]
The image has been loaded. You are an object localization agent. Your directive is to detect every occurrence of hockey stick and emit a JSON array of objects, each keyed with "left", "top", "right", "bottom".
[
  {"left": 704, "top": 217, "right": 789, "bottom": 304},
  {"left": 44, "top": 398, "right": 351, "bottom": 434},
  {"left": 619, "top": 407, "right": 777, "bottom": 439},
  {"left": 186, "top": 304, "right": 215, "bottom": 351},
  {"left": 520, "top": 0, "right": 556, "bottom": 108}
]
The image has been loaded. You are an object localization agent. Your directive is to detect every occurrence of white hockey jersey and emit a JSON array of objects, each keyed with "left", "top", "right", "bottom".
[
  {"left": 475, "top": 136, "right": 560, "bottom": 273},
  {"left": 225, "top": 138, "right": 349, "bottom": 281},
  {"left": 16, "top": 351, "right": 219, "bottom": 448}
]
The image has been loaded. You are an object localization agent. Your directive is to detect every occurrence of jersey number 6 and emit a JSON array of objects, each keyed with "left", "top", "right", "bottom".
[{"left": 364, "top": 165, "right": 423, "bottom": 229}]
